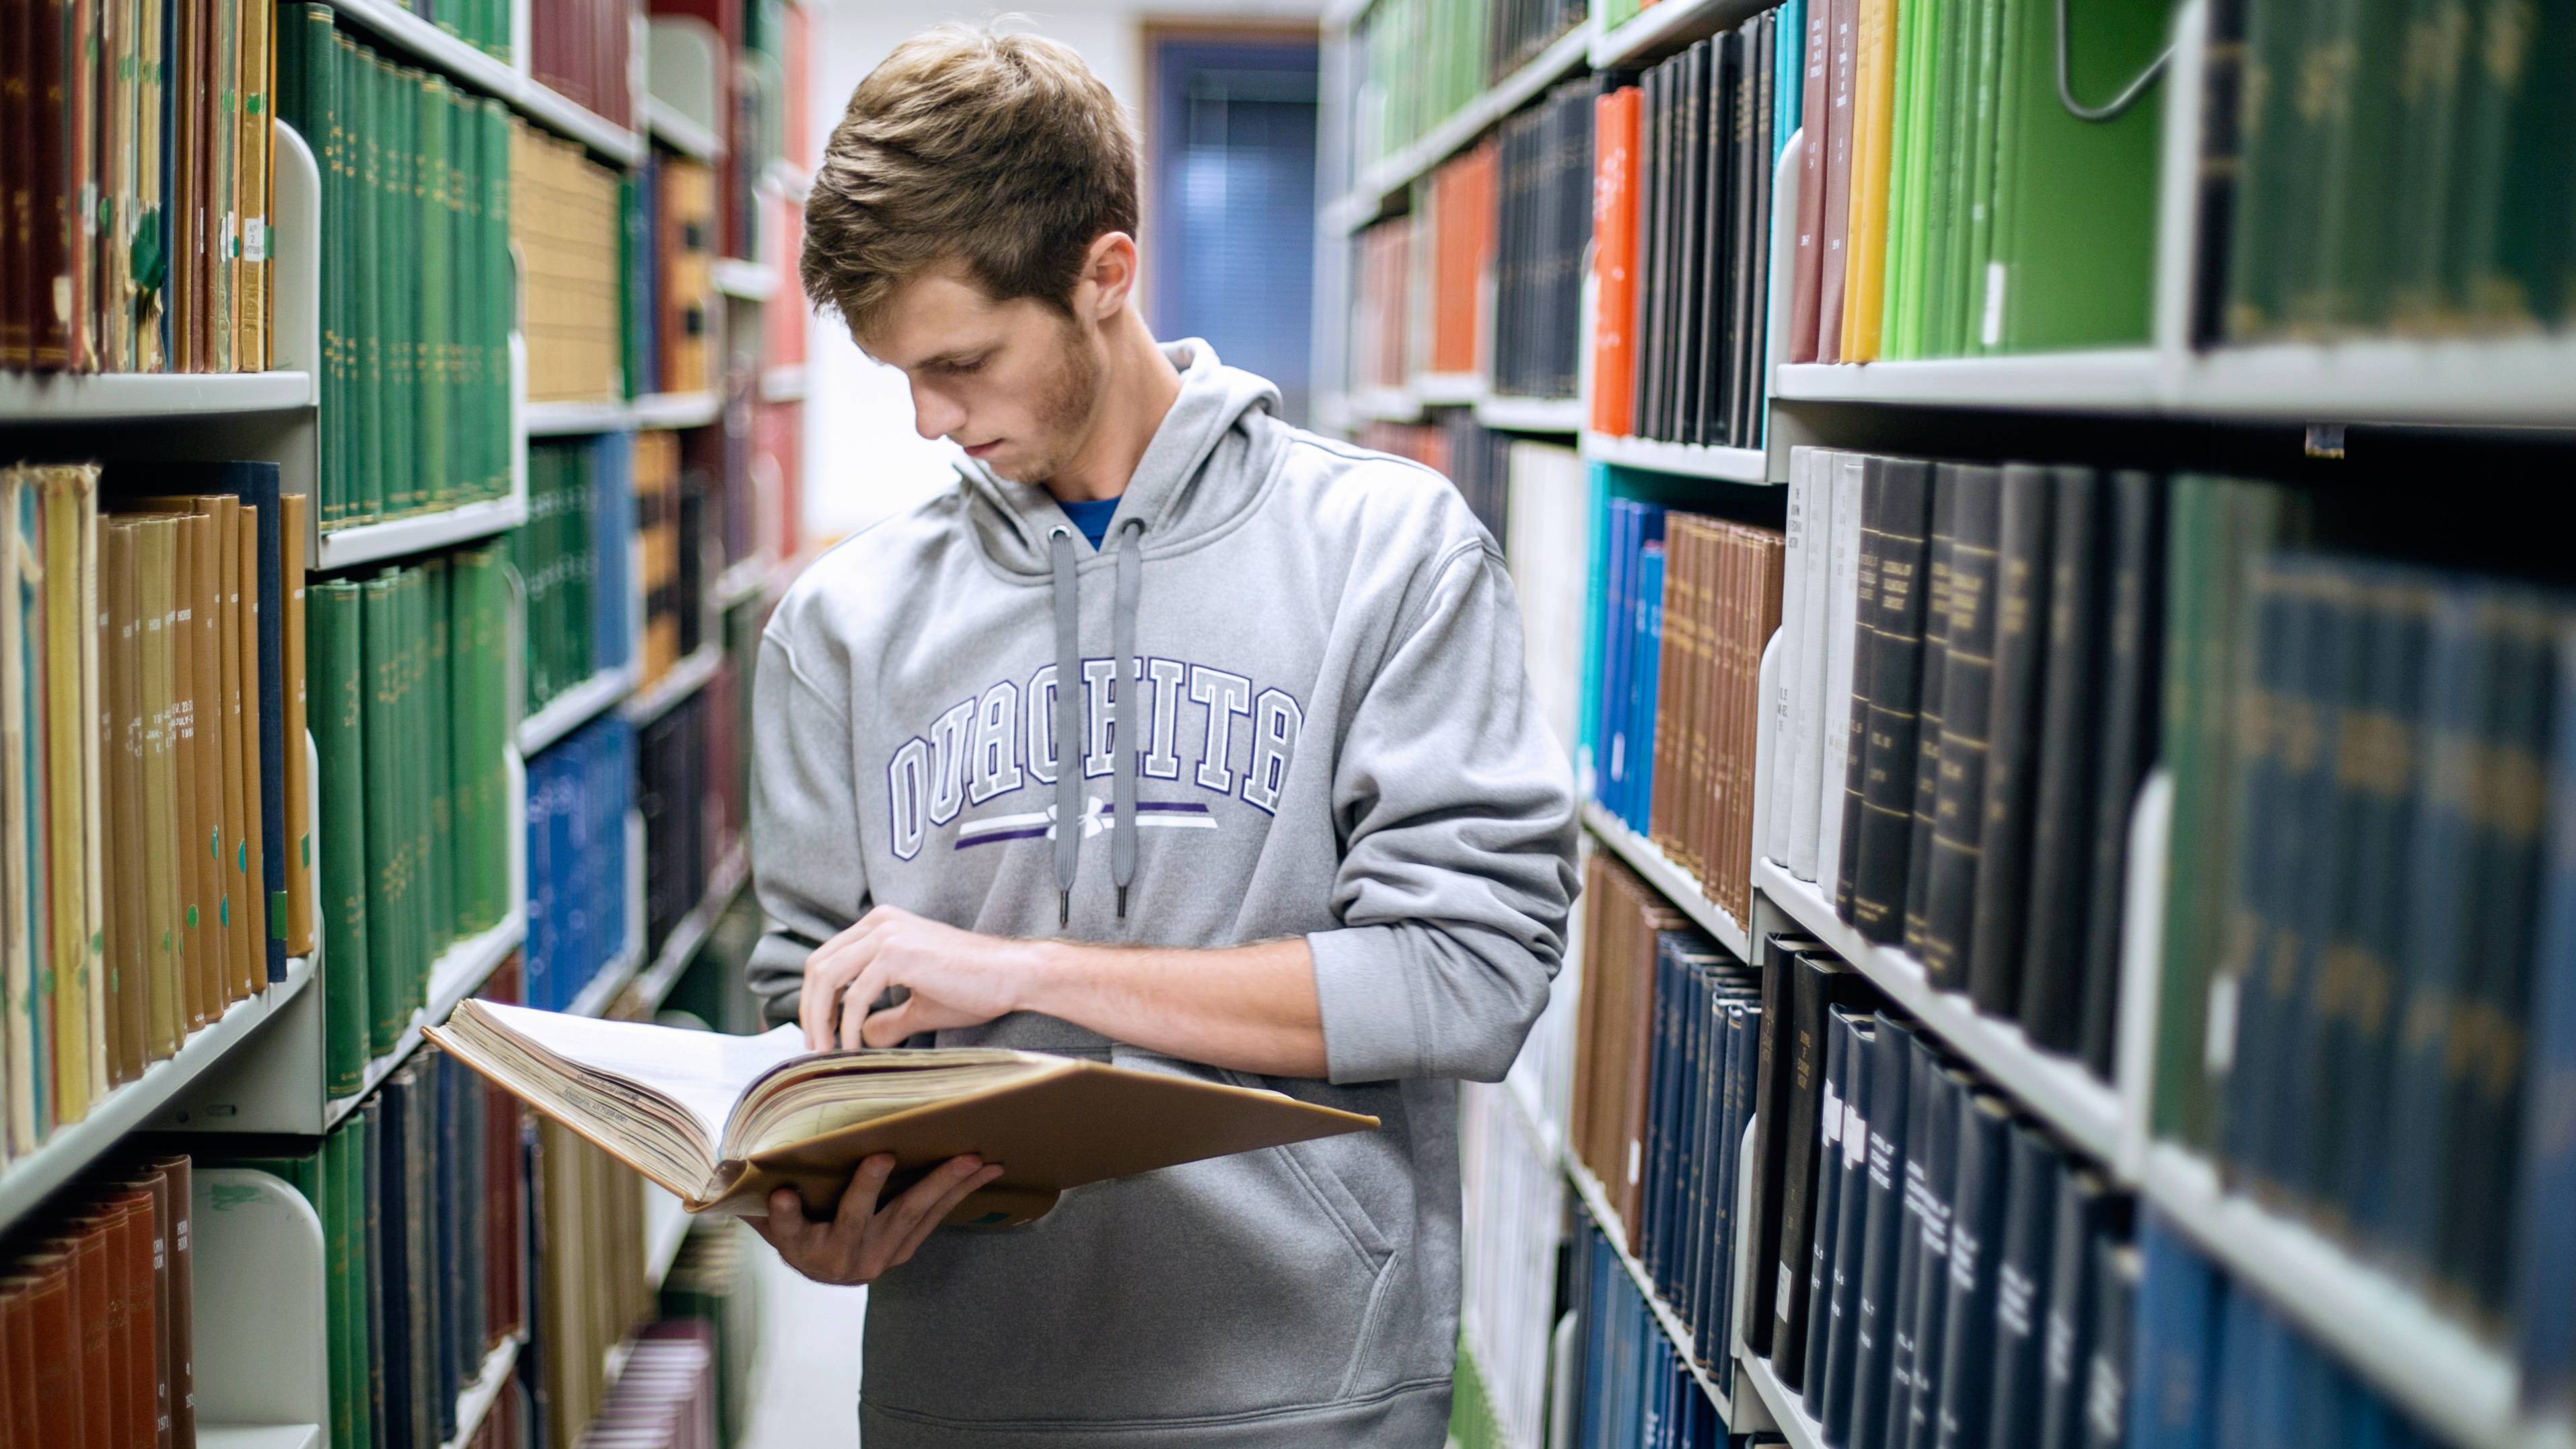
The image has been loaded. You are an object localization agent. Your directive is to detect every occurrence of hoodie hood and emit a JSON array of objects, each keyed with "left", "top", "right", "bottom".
[{"left": 954, "top": 338, "right": 1284, "bottom": 574}]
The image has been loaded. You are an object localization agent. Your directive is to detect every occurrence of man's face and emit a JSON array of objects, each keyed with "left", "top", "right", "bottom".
[{"left": 865, "top": 267, "right": 1105, "bottom": 486}]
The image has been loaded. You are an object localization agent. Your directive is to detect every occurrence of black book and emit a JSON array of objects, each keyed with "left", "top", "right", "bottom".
[
  {"left": 1846, "top": 1013, "right": 1920, "bottom": 1449},
  {"left": 1732, "top": 11, "right": 1779, "bottom": 448},
  {"left": 1672, "top": 40, "right": 1712, "bottom": 444},
  {"left": 1632, "top": 63, "right": 1666, "bottom": 433},
  {"left": 1644, "top": 935, "right": 1684, "bottom": 1282},
  {"left": 1820, "top": 1008, "right": 1879, "bottom": 1444},
  {"left": 1923, "top": 466, "right": 2003, "bottom": 987},
  {"left": 405, "top": 1059, "right": 439, "bottom": 1449},
  {"left": 1798, "top": 999, "right": 1857, "bottom": 1405},
  {"left": 2076, "top": 471, "right": 2166, "bottom": 1076},
  {"left": 1930, "top": 1093, "right": 2013, "bottom": 1449},
  {"left": 1747, "top": 931, "right": 1822, "bottom": 1354},
  {"left": 1852, "top": 458, "right": 1937, "bottom": 944},
  {"left": 1836, "top": 458, "right": 1888, "bottom": 925},
  {"left": 2015, "top": 469, "right": 2109, "bottom": 1051},
  {"left": 2035, "top": 1170, "right": 2122, "bottom": 1449},
  {"left": 2189, "top": 0, "right": 2248, "bottom": 344},
  {"left": 1647, "top": 58, "right": 1680, "bottom": 434},
  {"left": 1725, "top": 11, "right": 1768, "bottom": 449},
  {"left": 1964, "top": 468, "right": 2056, "bottom": 1014},
  {"left": 1678, "top": 960, "right": 1715, "bottom": 1329},
  {"left": 1984, "top": 1119, "right": 2065, "bottom": 1448},
  {"left": 434, "top": 1059, "right": 462, "bottom": 1439},
  {"left": 1902, "top": 470, "right": 1960, "bottom": 958},
  {"left": 2216, "top": 569, "right": 2314, "bottom": 1194},
  {"left": 2079, "top": 1242, "right": 2141, "bottom": 1449},
  {"left": 1775, "top": 950, "right": 1861, "bottom": 1387},
  {"left": 1721, "top": 997, "right": 1760, "bottom": 1384},
  {"left": 1706, "top": 993, "right": 1755, "bottom": 1372},
  {"left": 1698, "top": 30, "right": 1741, "bottom": 446},
  {"left": 363, "top": 1096, "right": 390, "bottom": 1441},
  {"left": 1884, "top": 1024, "right": 1941, "bottom": 1446},
  {"left": 1902, "top": 1065, "right": 1971, "bottom": 1449},
  {"left": 379, "top": 1070, "right": 418, "bottom": 1449}
]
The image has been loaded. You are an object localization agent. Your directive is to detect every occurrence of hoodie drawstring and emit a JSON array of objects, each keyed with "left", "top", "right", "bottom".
[{"left": 1047, "top": 518, "right": 1148, "bottom": 927}]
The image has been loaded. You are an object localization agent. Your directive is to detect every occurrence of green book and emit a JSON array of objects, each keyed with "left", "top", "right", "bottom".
[
  {"left": 395, "top": 67, "right": 423, "bottom": 517},
  {"left": 2386, "top": 0, "right": 2466, "bottom": 331},
  {"left": 417, "top": 78, "right": 450, "bottom": 512},
  {"left": 486, "top": 99, "right": 513, "bottom": 491},
  {"left": 1880, "top": 0, "right": 1936, "bottom": 357},
  {"left": 402, "top": 567, "right": 433, "bottom": 995},
  {"left": 2277, "top": 0, "right": 2352, "bottom": 334},
  {"left": 355, "top": 42, "right": 386, "bottom": 527},
  {"left": 421, "top": 557, "right": 454, "bottom": 956},
  {"left": 321, "top": 1123, "right": 355, "bottom": 1449},
  {"left": 2489, "top": 3, "right": 2576, "bottom": 329},
  {"left": 1947, "top": 0, "right": 2010, "bottom": 354},
  {"left": 621, "top": 174, "right": 645, "bottom": 400},
  {"left": 1918, "top": 0, "right": 1976, "bottom": 354},
  {"left": 359, "top": 1097, "right": 388, "bottom": 1446},
  {"left": 359, "top": 573, "right": 407, "bottom": 1055},
  {"left": 310, "top": 579, "right": 370, "bottom": 1096},
  {"left": 2452, "top": 0, "right": 2571, "bottom": 331},
  {"left": 1971, "top": 0, "right": 2029, "bottom": 352},
  {"left": 2314, "top": 0, "right": 2404, "bottom": 336},
  {"left": 1989, "top": 0, "right": 2172, "bottom": 351},
  {"left": 448, "top": 549, "right": 497, "bottom": 932}
]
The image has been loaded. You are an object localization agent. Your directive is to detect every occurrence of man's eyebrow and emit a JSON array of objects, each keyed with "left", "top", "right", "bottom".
[{"left": 919, "top": 347, "right": 985, "bottom": 368}]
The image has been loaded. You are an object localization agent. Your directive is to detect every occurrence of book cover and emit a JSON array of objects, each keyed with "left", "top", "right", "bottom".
[
  {"left": 1964, "top": 465, "right": 2054, "bottom": 1014},
  {"left": 1921, "top": 464, "right": 2003, "bottom": 986},
  {"left": 1900, "top": 468, "right": 1959, "bottom": 958}
]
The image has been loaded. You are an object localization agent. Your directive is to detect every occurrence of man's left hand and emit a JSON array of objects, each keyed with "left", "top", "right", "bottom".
[{"left": 798, "top": 905, "right": 1042, "bottom": 1050}]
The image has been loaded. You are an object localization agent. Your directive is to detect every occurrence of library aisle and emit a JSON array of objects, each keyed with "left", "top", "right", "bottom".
[{"left": 17, "top": 0, "right": 2576, "bottom": 1447}]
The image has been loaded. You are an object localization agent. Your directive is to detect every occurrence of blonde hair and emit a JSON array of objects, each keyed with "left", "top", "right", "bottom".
[{"left": 800, "top": 23, "right": 1139, "bottom": 338}]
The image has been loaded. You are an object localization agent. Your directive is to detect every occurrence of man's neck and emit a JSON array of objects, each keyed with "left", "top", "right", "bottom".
[{"left": 1046, "top": 313, "right": 1183, "bottom": 505}]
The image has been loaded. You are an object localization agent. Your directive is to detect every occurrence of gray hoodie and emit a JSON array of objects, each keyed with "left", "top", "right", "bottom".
[{"left": 746, "top": 340, "right": 1579, "bottom": 1446}]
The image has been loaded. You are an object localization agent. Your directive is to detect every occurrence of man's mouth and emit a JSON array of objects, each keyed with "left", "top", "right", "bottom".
[{"left": 963, "top": 439, "right": 1001, "bottom": 459}]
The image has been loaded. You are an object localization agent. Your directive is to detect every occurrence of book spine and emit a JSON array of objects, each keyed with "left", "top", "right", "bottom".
[
  {"left": 1851, "top": 458, "right": 1933, "bottom": 943},
  {"left": 1845, "top": 1012, "right": 1917, "bottom": 1449},
  {"left": 1900, "top": 1064, "right": 1966, "bottom": 1449},
  {"left": 1902, "top": 470, "right": 1960, "bottom": 962},
  {"left": 2075, "top": 472, "right": 2166, "bottom": 1077}
]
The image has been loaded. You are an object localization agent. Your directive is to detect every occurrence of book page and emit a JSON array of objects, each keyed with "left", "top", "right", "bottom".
[{"left": 472, "top": 1001, "right": 806, "bottom": 1150}]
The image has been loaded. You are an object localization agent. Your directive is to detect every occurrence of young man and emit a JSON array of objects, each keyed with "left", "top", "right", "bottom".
[{"left": 748, "top": 23, "right": 1578, "bottom": 1446}]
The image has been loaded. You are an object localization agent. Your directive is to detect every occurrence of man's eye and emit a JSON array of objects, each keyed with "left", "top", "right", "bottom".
[{"left": 944, "top": 357, "right": 986, "bottom": 376}]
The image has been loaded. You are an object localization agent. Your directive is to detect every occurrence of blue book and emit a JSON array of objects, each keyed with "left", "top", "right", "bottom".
[
  {"left": 1601, "top": 500, "right": 1638, "bottom": 809},
  {"left": 1632, "top": 542, "right": 1667, "bottom": 830},
  {"left": 591, "top": 431, "right": 636, "bottom": 672},
  {"left": 2515, "top": 623, "right": 2576, "bottom": 1417},
  {"left": 1579, "top": 465, "right": 1614, "bottom": 789},
  {"left": 1775, "top": 0, "right": 1805, "bottom": 155},
  {"left": 2128, "top": 1215, "right": 2221, "bottom": 1449}
]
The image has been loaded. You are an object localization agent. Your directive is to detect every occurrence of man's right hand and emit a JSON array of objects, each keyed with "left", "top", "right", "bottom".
[{"left": 748, "top": 1152, "right": 1006, "bottom": 1285}]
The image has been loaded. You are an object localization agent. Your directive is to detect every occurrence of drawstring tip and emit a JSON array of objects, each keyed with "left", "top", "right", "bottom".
[
  {"left": 1059, "top": 890, "right": 1070, "bottom": 929},
  {"left": 1116, "top": 886, "right": 1128, "bottom": 921}
]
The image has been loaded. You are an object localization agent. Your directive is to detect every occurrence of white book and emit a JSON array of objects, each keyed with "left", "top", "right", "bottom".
[
  {"left": 1789, "top": 447, "right": 1836, "bottom": 876},
  {"left": 1812, "top": 451, "right": 1866, "bottom": 892},
  {"left": 1505, "top": 443, "right": 1589, "bottom": 766},
  {"left": 1768, "top": 450, "right": 1812, "bottom": 868}
]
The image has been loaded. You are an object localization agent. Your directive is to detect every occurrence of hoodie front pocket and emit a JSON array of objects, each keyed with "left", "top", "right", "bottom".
[{"left": 1275, "top": 1136, "right": 1392, "bottom": 1277}]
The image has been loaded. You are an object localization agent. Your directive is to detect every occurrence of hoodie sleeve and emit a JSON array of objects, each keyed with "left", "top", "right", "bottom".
[
  {"left": 1305, "top": 540, "right": 1581, "bottom": 1085},
  {"left": 746, "top": 629, "right": 868, "bottom": 1028}
]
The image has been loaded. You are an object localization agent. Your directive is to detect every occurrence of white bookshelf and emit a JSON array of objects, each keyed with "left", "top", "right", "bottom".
[
  {"left": 328, "top": 0, "right": 643, "bottom": 164},
  {"left": 438, "top": 1336, "right": 525, "bottom": 1449},
  {"left": 1583, "top": 801, "right": 1752, "bottom": 960},
  {"left": 316, "top": 494, "right": 530, "bottom": 571},
  {"left": 1563, "top": 1155, "right": 1737, "bottom": 1425},
  {"left": 520, "top": 662, "right": 641, "bottom": 756},
  {"left": 1752, "top": 857, "right": 2126, "bottom": 1168},
  {"left": 1581, "top": 430, "right": 1770, "bottom": 483},
  {"left": 711, "top": 553, "right": 774, "bottom": 610},
  {"left": 623, "top": 643, "right": 723, "bottom": 726},
  {"left": 644, "top": 94, "right": 724, "bottom": 162},
  {"left": 761, "top": 364, "right": 808, "bottom": 404},
  {"left": 0, "top": 954, "right": 316, "bottom": 1232},
  {"left": 713, "top": 259, "right": 779, "bottom": 302},
  {"left": 0, "top": 369, "right": 314, "bottom": 419},
  {"left": 1474, "top": 394, "right": 1586, "bottom": 434},
  {"left": 644, "top": 1185, "right": 692, "bottom": 1292},
  {"left": 1324, "top": 22, "right": 1591, "bottom": 235},
  {"left": 632, "top": 389, "right": 725, "bottom": 430},
  {"left": 1591, "top": 0, "right": 1784, "bottom": 69},
  {"left": 324, "top": 909, "right": 530, "bottom": 1132},
  {"left": 1731, "top": 1347, "right": 1827, "bottom": 1449},
  {"left": 526, "top": 397, "right": 641, "bottom": 436},
  {"left": 629, "top": 843, "right": 752, "bottom": 1017}
]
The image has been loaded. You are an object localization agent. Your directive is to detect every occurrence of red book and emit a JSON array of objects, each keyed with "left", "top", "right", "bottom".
[
  {"left": 1815, "top": 0, "right": 1860, "bottom": 363},
  {"left": 1789, "top": 0, "right": 1833, "bottom": 363},
  {"left": 1589, "top": 87, "right": 1641, "bottom": 436}
]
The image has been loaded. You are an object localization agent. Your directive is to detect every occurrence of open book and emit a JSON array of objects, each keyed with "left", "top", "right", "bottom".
[{"left": 424, "top": 1001, "right": 1378, "bottom": 1226}]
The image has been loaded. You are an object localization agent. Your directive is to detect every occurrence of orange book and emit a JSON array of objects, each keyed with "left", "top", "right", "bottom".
[{"left": 1589, "top": 87, "right": 1643, "bottom": 436}]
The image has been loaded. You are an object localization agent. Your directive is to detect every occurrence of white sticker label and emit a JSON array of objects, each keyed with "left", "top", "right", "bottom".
[
  {"left": 244, "top": 217, "right": 266, "bottom": 263},
  {"left": 1821, "top": 1082, "right": 1843, "bottom": 1143},
  {"left": 1778, "top": 1263, "right": 1796, "bottom": 1316},
  {"left": 1628, "top": 1139, "right": 1642, "bottom": 1185},
  {"left": 1982, "top": 262, "right": 2007, "bottom": 347},
  {"left": 2206, "top": 974, "right": 2240, "bottom": 1073},
  {"left": 1842, "top": 1105, "right": 1867, "bottom": 1167}
]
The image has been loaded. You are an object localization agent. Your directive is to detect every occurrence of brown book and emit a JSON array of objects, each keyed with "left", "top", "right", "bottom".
[
  {"left": 102, "top": 520, "right": 145, "bottom": 1084},
  {"left": 234, "top": 0, "right": 272, "bottom": 371},
  {"left": 119, "top": 1164, "right": 176, "bottom": 1449},
  {"left": 175, "top": 513, "right": 222, "bottom": 1021},
  {"left": 135, "top": 519, "right": 186, "bottom": 1059},
  {"left": 657, "top": 159, "right": 716, "bottom": 394},
  {"left": 129, "top": 498, "right": 240, "bottom": 1008},
  {"left": 143, "top": 1154, "right": 193, "bottom": 1448},
  {"left": 1815, "top": 0, "right": 1860, "bottom": 361},
  {"left": 153, "top": 514, "right": 209, "bottom": 1032},
  {"left": 66, "top": 1220, "right": 117, "bottom": 1449},
  {"left": 105, "top": 1189, "right": 159, "bottom": 1449},
  {"left": 12, "top": 1255, "right": 81, "bottom": 1449},
  {"left": 429, "top": 1001, "right": 1380, "bottom": 1227},
  {"left": 281, "top": 491, "right": 312, "bottom": 956}
]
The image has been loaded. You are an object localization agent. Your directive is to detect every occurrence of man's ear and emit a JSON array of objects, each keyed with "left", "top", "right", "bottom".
[{"left": 1083, "top": 232, "right": 1139, "bottom": 322}]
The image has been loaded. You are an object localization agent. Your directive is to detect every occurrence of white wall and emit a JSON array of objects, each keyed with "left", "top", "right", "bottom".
[{"left": 798, "top": 0, "right": 1322, "bottom": 544}]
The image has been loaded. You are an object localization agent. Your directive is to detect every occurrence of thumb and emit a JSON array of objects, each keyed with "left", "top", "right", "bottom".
[{"left": 860, "top": 995, "right": 921, "bottom": 1049}]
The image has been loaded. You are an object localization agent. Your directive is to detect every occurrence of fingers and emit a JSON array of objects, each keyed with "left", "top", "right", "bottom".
[
  {"left": 875, "top": 1155, "right": 985, "bottom": 1252},
  {"left": 859, "top": 991, "right": 915, "bottom": 1049},
  {"left": 752, "top": 1187, "right": 808, "bottom": 1255},
  {"left": 804, "top": 932, "right": 885, "bottom": 1051},
  {"left": 834, "top": 1155, "right": 896, "bottom": 1232},
  {"left": 892, "top": 1163, "right": 1005, "bottom": 1265}
]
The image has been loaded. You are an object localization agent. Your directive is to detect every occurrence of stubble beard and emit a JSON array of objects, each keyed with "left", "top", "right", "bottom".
[{"left": 997, "top": 318, "right": 1106, "bottom": 487}]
